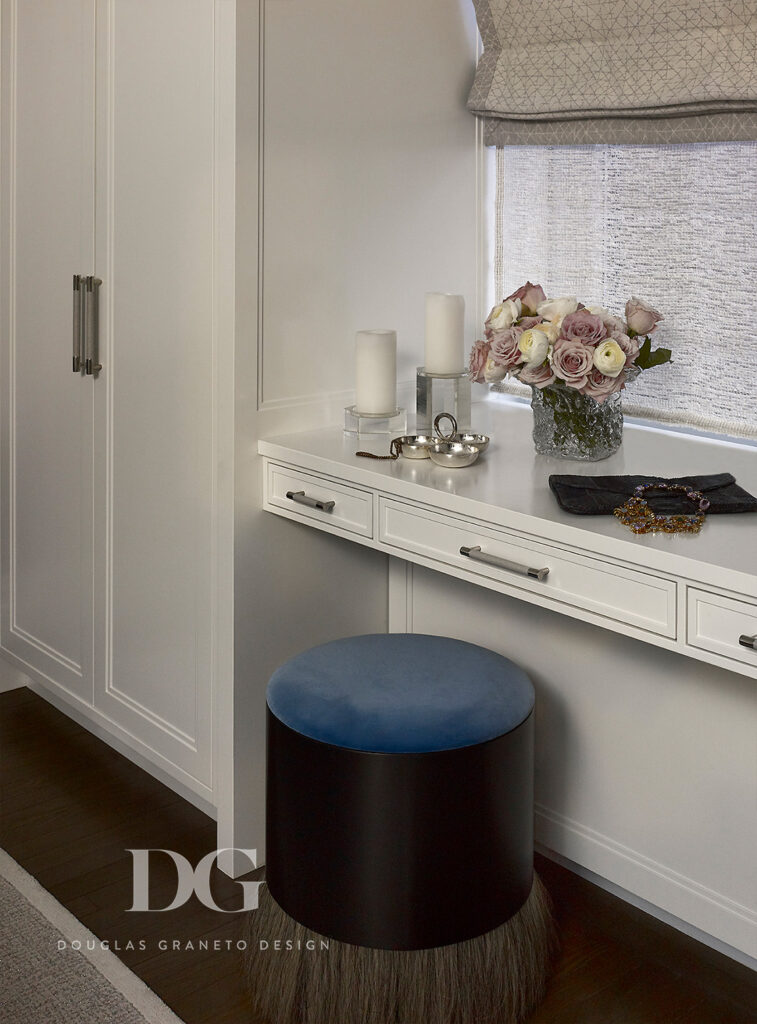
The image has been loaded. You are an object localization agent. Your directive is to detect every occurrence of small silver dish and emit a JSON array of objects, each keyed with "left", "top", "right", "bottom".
[
  {"left": 428, "top": 441, "right": 480, "bottom": 468},
  {"left": 395, "top": 434, "right": 437, "bottom": 459},
  {"left": 455, "top": 432, "right": 490, "bottom": 454}
]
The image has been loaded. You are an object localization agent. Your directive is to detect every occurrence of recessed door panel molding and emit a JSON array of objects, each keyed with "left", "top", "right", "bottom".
[
  {"left": 92, "top": 0, "right": 233, "bottom": 789},
  {"left": 1, "top": 0, "right": 95, "bottom": 702}
]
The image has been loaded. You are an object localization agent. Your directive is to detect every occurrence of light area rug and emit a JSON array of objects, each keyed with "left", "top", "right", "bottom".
[{"left": 0, "top": 848, "right": 185, "bottom": 1024}]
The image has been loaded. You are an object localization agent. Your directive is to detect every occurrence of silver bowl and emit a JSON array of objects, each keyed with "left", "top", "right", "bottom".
[
  {"left": 455, "top": 432, "right": 490, "bottom": 454},
  {"left": 395, "top": 434, "right": 437, "bottom": 459},
  {"left": 428, "top": 441, "right": 480, "bottom": 468}
]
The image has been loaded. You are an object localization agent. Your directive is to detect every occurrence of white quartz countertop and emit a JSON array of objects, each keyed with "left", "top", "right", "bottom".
[{"left": 258, "top": 398, "right": 757, "bottom": 595}]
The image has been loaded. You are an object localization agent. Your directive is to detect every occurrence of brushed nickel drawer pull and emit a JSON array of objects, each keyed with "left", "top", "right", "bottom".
[
  {"left": 286, "top": 490, "right": 336, "bottom": 513},
  {"left": 72, "top": 274, "right": 85, "bottom": 372},
  {"left": 738, "top": 634, "right": 756, "bottom": 651},
  {"left": 460, "top": 545, "right": 549, "bottom": 582},
  {"left": 84, "top": 276, "right": 103, "bottom": 375}
]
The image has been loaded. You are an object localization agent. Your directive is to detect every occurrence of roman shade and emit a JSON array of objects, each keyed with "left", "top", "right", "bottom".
[
  {"left": 490, "top": 141, "right": 757, "bottom": 438},
  {"left": 467, "top": 0, "right": 757, "bottom": 145}
]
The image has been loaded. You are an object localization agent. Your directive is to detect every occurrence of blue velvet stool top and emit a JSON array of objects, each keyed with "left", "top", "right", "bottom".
[{"left": 266, "top": 633, "right": 534, "bottom": 754}]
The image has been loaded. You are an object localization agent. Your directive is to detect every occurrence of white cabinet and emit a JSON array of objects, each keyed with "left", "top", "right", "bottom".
[
  {"left": 1, "top": 0, "right": 235, "bottom": 804},
  {"left": 378, "top": 497, "right": 678, "bottom": 640},
  {"left": 0, "top": 0, "right": 96, "bottom": 707},
  {"left": 687, "top": 588, "right": 757, "bottom": 670}
]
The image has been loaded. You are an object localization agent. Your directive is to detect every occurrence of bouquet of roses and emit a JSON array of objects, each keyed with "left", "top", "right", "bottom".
[{"left": 469, "top": 282, "right": 671, "bottom": 403}]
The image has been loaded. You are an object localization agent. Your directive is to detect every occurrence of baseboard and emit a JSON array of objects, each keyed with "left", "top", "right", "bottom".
[
  {"left": 17, "top": 673, "right": 217, "bottom": 822},
  {"left": 535, "top": 804, "right": 757, "bottom": 965},
  {"left": 0, "top": 653, "right": 31, "bottom": 692}
]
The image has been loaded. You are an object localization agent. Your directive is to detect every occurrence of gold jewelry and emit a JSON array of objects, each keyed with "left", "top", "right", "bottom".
[{"left": 614, "top": 482, "right": 710, "bottom": 535}]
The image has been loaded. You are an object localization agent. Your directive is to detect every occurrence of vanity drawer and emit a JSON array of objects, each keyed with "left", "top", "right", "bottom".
[
  {"left": 687, "top": 588, "right": 757, "bottom": 667},
  {"left": 380, "top": 498, "right": 677, "bottom": 638},
  {"left": 266, "top": 463, "right": 373, "bottom": 538}
]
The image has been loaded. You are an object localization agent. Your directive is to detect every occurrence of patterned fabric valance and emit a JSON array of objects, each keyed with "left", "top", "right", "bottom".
[{"left": 467, "top": 0, "right": 757, "bottom": 145}]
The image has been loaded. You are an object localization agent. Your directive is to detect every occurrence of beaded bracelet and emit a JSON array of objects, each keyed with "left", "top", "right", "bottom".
[{"left": 614, "top": 482, "right": 710, "bottom": 535}]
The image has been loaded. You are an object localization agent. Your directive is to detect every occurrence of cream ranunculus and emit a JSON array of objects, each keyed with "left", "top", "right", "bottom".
[
  {"left": 592, "top": 339, "right": 626, "bottom": 378},
  {"left": 487, "top": 298, "right": 521, "bottom": 331},
  {"left": 536, "top": 296, "right": 578, "bottom": 322},
  {"left": 536, "top": 321, "right": 559, "bottom": 343},
  {"left": 518, "top": 327, "right": 550, "bottom": 366}
]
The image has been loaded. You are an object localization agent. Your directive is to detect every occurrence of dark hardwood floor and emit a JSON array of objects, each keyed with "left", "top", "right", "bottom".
[{"left": 1, "top": 686, "right": 755, "bottom": 1024}]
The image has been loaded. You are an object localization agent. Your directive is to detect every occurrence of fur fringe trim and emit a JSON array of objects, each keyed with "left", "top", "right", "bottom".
[{"left": 243, "top": 874, "right": 556, "bottom": 1024}]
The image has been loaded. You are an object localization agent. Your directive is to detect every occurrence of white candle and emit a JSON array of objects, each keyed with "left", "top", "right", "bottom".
[
  {"left": 354, "top": 329, "right": 397, "bottom": 414},
  {"left": 424, "top": 293, "right": 465, "bottom": 374}
]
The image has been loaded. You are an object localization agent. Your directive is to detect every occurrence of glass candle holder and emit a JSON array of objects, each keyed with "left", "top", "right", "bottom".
[
  {"left": 344, "top": 406, "right": 407, "bottom": 436},
  {"left": 415, "top": 367, "right": 471, "bottom": 434}
]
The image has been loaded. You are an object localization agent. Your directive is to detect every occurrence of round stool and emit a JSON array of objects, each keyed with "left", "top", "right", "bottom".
[{"left": 244, "top": 634, "right": 555, "bottom": 1024}]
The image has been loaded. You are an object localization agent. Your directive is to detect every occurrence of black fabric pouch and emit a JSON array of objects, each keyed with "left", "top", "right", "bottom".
[{"left": 548, "top": 473, "right": 757, "bottom": 516}]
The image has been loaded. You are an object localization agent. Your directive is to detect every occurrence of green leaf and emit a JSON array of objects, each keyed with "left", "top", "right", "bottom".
[{"left": 634, "top": 335, "right": 672, "bottom": 371}]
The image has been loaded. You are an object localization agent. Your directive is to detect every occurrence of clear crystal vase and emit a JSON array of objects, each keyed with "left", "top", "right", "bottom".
[{"left": 530, "top": 385, "right": 623, "bottom": 461}]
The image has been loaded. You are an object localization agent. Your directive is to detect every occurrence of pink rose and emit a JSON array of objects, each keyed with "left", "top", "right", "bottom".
[
  {"left": 612, "top": 330, "right": 640, "bottom": 367},
  {"left": 488, "top": 316, "right": 544, "bottom": 371},
  {"left": 550, "top": 336, "right": 595, "bottom": 390},
  {"left": 625, "top": 297, "right": 663, "bottom": 336},
  {"left": 589, "top": 306, "right": 628, "bottom": 335},
  {"left": 468, "top": 339, "right": 490, "bottom": 383},
  {"left": 582, "top": 367, "right": 625, "bottom": 404},
  {"left": 517, "top": 360, "right": 556, "bottom": 389},
  {"left": 506, "top": 281, "right": 547, "bottom": 316},
  {"left": 560, "top": 310, "right": 607, "bottom": 346},
  {"left": 517, "top": 315, "right": 544, "bottom": 331},
  {"left": 489, "top": 326, "right": 523, "bottom": 372}
]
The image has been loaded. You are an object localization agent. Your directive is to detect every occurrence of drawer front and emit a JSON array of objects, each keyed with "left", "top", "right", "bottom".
[
  {"left": 380, "top": 498, "right": 677, "bottom": 638},
  {"left": 266, "top": 463, "right": 373, "bottom": 538},
  {"left": 687, "top": 588, "right": 757, "bottom": 667}
]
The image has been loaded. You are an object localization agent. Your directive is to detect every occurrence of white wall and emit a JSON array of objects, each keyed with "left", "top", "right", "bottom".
[
  {"left": 259, "top": 0, "right": 481, "bottom": 409},
  {"left": 225, "top": 0, "right": 481, "bottom": 866},
  {"left": 400, "top": 564, "right": 757, "bottom": 962}
]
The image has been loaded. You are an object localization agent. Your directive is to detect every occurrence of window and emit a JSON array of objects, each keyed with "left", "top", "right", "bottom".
[{"left": 493, "top": 143, "right": 757, "bottom": 438}]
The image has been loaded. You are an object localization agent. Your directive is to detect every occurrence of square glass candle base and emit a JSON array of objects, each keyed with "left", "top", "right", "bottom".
[
  {"left": 344, "top": 406, "right": 407, "bottom": 436},
  {"left": 416, "top": 367, "right": 471, "bottom": 433}
]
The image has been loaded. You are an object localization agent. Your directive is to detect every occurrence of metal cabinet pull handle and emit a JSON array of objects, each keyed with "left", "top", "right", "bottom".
[
  {"left": 460, "top": 545, "right": 549, "bottom": 582},
  {"left": 739, "top": 634, "right": 756, "bottom": 651},
  {"left": 286, "top": 490, "right": 335, "bottom": 513},
  {"left": 72, "top": 275, "right": 85, "bottom": 372},
  {"left": 84, "top": 276, "right": 103, "bottom": 375}
]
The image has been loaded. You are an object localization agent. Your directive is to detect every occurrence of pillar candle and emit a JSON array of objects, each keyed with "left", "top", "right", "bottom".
[
  {"left": 424, "top": 293, "right": 465, "bottom": 374},
  {"left": 355, "top": 330, "right": 397, "bottom": 414}
]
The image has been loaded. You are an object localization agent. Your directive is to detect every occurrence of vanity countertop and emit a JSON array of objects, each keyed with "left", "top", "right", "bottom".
[{"left": 258, "top": 398, "right": 757, "bottom": 597}]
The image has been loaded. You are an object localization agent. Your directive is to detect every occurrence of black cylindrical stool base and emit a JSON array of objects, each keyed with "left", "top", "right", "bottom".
[{"left": 266, "top": 708, "right": 534, "bottom": 951}]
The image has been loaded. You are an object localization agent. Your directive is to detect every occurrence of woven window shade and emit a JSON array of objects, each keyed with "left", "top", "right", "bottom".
[
  {"left": 492, "top": 143, "right": 757, "bottom": 439},
  {"left": 468, "top": 0, "right": 757, "bottom": 145}
]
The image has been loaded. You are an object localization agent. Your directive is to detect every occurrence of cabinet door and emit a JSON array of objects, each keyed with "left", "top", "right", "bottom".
[
  {"left": 1, "top": 0, "right": 96, "bottom": 703},
  {"left": 92, "top": 0, "right": 232, "bottom": 797}
]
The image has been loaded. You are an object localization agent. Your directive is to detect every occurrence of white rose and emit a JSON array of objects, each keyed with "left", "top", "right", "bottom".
[
  {"left": 488, "top": 298, "right": 521, "bottom": 331},
  {"left": 589, "top": 306, "right": 627, "bottom": 334},
  {"left": 593, "top": 339, "right": 626, "bottom": 379},
  {"left": 483, "top": 357, "right": 507, "bottom": 383},
  {"left": 536, "top": 296, "right": 578, "bottom": 322},
  {"left": 518, "top": 328, "right": 550, "bottom": 366}
]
